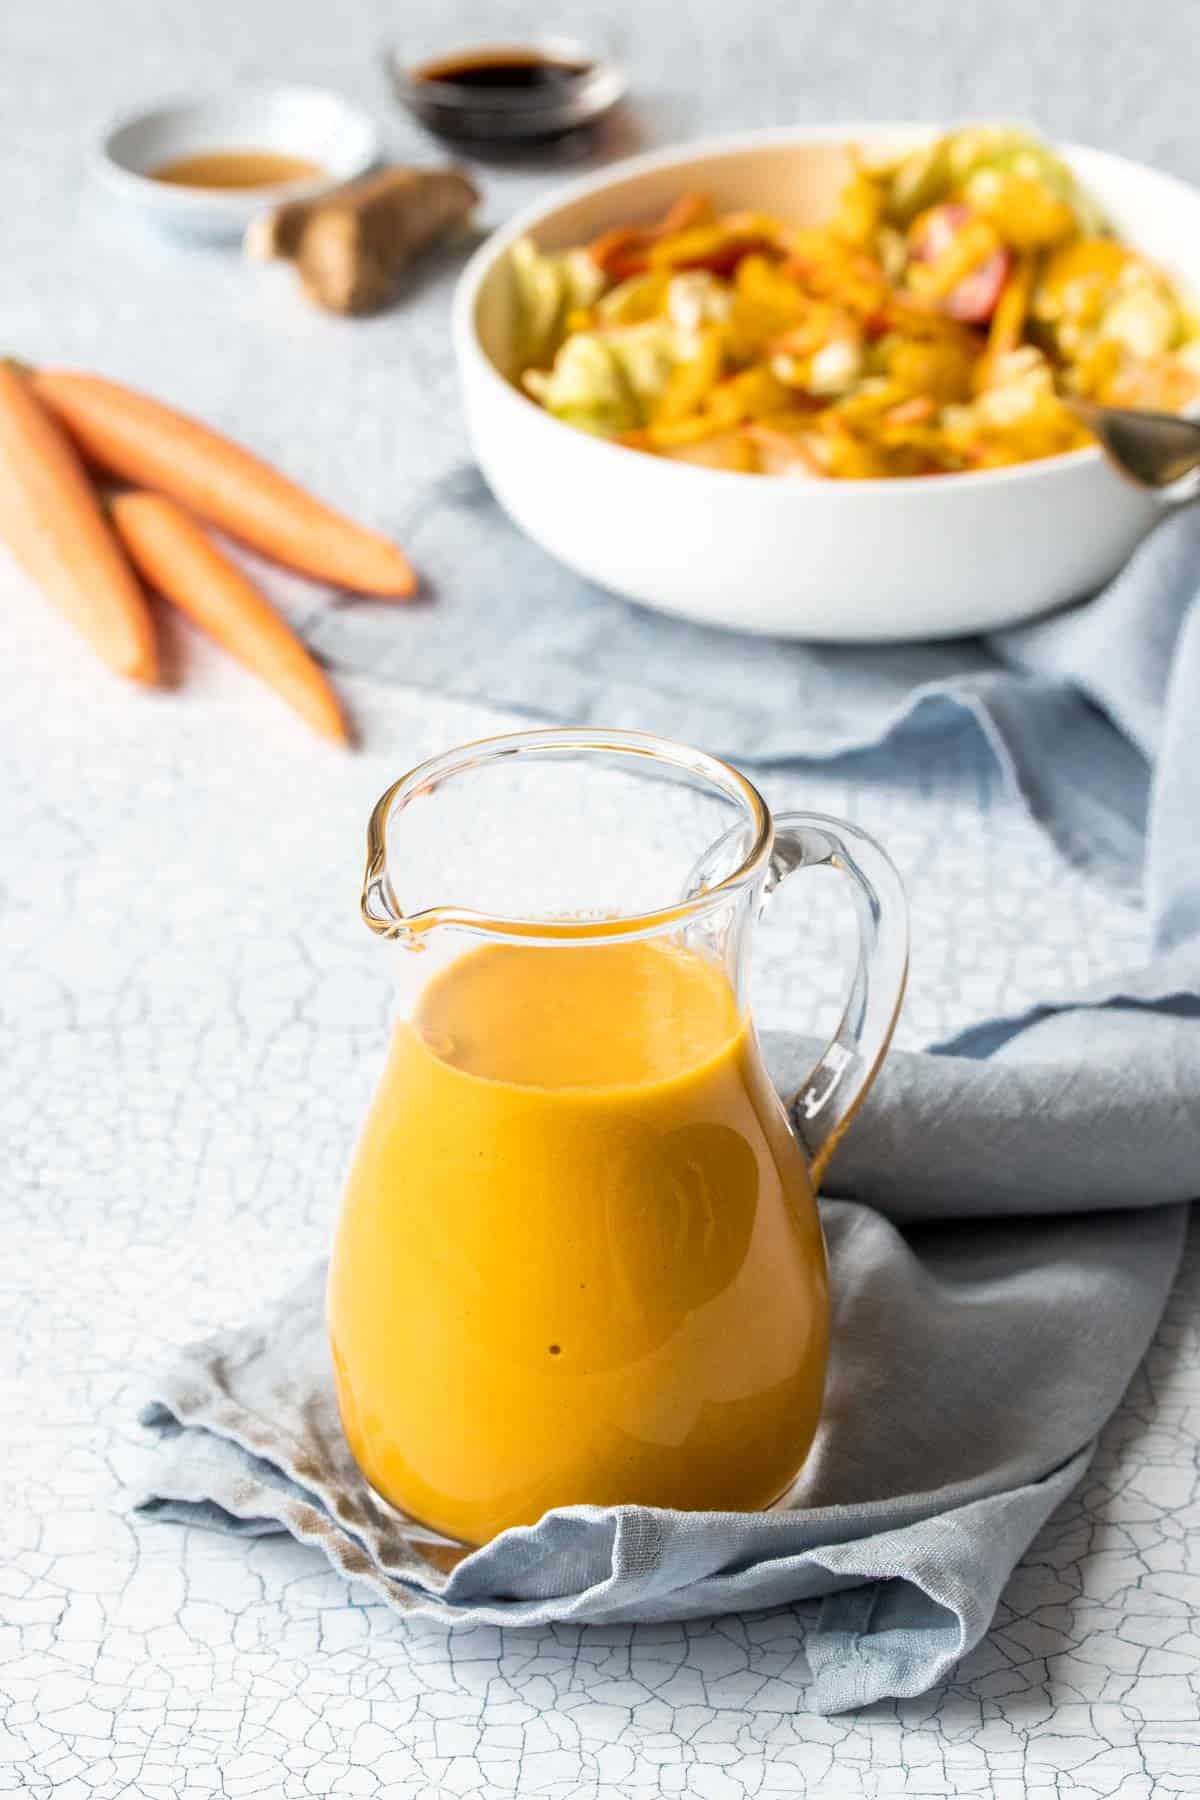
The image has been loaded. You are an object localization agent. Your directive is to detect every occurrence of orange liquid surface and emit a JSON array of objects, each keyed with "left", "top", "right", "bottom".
[
  {"left": 328, "top": 938, "right": 829, "bottom": 1545},
  {"left": 150, "top": 149, "right": 324, "bottom": 190}
]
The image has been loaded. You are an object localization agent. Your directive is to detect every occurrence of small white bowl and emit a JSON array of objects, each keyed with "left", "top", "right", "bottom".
[
  {"left": 454, "top": 123, "right": 1200, "bottom": 641},
  {"left": 94, "top": 85, "right": 379, "bottom": 243}
]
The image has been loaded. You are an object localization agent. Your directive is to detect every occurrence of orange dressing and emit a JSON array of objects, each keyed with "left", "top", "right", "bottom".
[
  {"left": 149, "top": 150, "right": 324, "bottom": 190},
  {"left": 328, "top": 937, "right": 829, "bottom": 1545}
]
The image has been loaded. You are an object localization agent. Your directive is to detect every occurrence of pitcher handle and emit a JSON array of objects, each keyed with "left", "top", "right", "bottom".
[{"left": 766, "top": 812, "right": 909, "bottom": 1187}]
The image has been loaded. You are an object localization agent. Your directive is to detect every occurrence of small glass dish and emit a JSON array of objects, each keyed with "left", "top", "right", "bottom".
[{"left": 387, "top": 34, "right": 627, "bottom": 157}]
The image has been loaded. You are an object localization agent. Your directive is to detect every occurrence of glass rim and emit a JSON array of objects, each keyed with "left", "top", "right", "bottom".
[
  {"left": 361, "top": 726, "right": 774, "bottom": 943},
  {"left": 391, "top": 37, "right": 625, "bottom": 115}
]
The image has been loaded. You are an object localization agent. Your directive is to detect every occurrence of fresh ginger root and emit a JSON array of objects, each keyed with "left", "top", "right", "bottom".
[{"left": 245, "top": 165, "right": 480, "bottom": 315}]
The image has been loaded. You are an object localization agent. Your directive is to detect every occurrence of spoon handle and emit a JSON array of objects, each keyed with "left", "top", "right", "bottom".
[{"left": 1070, "top": 398, "right": 1200, "bottom": 498}]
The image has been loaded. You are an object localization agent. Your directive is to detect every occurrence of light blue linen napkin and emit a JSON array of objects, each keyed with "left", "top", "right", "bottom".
[{"left": 139, "top": 490, "right": 1200, "bottom": 1713}]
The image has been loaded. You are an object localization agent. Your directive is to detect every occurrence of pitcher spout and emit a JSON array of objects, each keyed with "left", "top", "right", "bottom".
[
  {"left": 360, "top": 777, "right": 428, "bottom": 944},
  {"left": 357, "top": 727, "right": 775, "bottom": 948}
]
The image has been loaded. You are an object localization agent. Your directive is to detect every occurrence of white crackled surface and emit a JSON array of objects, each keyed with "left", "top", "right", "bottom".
[
  {"left": 4, "top": 0, "right": 1200, "bottom": 1792},
  {"left": 5, "top": 601, "right": 1198, "bottom": 1797}
]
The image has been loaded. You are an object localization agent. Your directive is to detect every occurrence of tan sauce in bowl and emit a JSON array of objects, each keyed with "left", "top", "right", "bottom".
[{"left": 150, "top": 149, "right": 325, "bottom": 190}]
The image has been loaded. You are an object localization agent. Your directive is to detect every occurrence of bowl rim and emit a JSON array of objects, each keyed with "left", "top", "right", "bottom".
[
  {"left": 453, "top": 119, "right": 1200, "bottom": 496},
  {"left": 94, "top": 83, "right": 379, "bottom": 212}
]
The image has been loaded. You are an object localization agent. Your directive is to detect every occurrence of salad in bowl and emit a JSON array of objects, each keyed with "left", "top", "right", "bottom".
[
  {"left": 454, "top": 123, "right": 1200, "bottom": 636},
  {"left": 509, "top": 127, "right": 1200, "bottom": 480}
]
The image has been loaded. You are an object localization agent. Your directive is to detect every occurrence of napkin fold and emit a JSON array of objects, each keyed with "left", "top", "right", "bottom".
[{"left": 140, "top": 489, "right": 1200, "bottom": 1712}]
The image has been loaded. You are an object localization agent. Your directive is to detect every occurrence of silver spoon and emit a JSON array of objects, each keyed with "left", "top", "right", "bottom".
[{"left": 1069, "top": 398, "right": 1200, "bottom": 501}]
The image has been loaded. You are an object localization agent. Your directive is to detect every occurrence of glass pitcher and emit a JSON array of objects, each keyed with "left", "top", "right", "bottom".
[{"left": 328, "top": 728, "right": 907, "bottom": 1547}]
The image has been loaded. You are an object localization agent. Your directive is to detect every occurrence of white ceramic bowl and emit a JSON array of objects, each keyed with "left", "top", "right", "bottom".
[
  {"left": 454, "top": 123, "right": 1200, "bottom": 641},
  {"left": 95, "top": 86, "right": 378, "bottom": 243}
]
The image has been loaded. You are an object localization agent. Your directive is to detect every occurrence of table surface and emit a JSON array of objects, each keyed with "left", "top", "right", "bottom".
[{"left": 5, "top": 2, "right": 1199, "bottom": 1795}]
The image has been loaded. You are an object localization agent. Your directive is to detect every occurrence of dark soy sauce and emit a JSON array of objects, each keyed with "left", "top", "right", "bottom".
[{"left": 418, "top": 50, "right": 591, "bottom": 94}]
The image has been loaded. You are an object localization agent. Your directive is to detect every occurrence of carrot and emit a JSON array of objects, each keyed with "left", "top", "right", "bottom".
[
  {"left": 32, "top": 370, "right": 416, "bottom": 598},
  {"left": 587, "top": 191, "right": 713, "bottom": 276},
  {"left": 109, "top": 490, "right": 348, "bottom": 743},
  {"left": 0, "top": 362, "right": 157, "bottom": 681}
]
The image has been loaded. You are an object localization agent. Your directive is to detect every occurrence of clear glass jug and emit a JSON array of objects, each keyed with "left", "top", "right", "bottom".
[{"left": 328, "top": 728, "right": 908, "bottom": 1547}]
